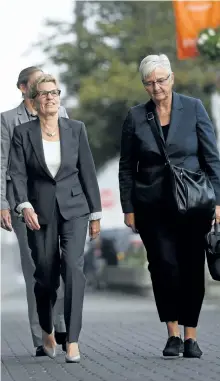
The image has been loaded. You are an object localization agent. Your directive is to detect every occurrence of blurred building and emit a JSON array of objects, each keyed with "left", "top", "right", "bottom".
[{"left": 97, "top": 157, "right": 124, "bottom": 230}]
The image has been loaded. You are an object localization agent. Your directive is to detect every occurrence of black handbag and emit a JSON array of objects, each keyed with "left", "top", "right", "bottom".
[
  {"left": 146, "top": 107, "right": 216, "bottom": 220},
  {"left": 206, "top": 222, "right": 220, "bottom": 281}
]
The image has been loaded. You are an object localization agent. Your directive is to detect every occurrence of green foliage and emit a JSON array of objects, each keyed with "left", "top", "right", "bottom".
[
  {"left": 38, "top": 1, "right": 219, "bottom": 168},
  {"left": 197, "top": 27, "right": 220, "bottom": 61}
]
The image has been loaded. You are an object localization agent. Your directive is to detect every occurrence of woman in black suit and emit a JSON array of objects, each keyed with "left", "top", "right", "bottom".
[
  {"left": 119, "top": 54, "right": 220, "bottom": 358},
  {"left": 9, "top": 74, "right": 102, "bottom": 362}
]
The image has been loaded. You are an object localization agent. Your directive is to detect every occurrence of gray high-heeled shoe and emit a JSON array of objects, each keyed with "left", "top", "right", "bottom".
[
  {"left": 42, "top": 329, "right": 57, "bottom": 359},
  {"left": 43, "top": 345, "right": 57, "bottom": 359},
  {"left": 65, "top": 354, "right": 80, "bottom": 363}
]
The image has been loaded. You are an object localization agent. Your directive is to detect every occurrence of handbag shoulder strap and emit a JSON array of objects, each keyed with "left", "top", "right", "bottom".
[{"left": 145, "top": 104, "right": 170, "bottom": 165}]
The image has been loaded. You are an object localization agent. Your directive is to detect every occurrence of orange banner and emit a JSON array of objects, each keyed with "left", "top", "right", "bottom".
[{"left": 173, "top": 1, "right": 220, "bottom": 59}]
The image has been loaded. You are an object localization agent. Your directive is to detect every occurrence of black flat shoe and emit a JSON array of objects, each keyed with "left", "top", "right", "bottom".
[
  {"left": 183, "top": 339, "right": 203, "bottom": 358},
  {"left": 55, "top": 331, "right": 67, "bottom": 352},
  {"left": 163, "top": 336, "right": 184, "bottom": 357},
  {"left": 36, "top": 345, "right": 47, "bottom": 357}
]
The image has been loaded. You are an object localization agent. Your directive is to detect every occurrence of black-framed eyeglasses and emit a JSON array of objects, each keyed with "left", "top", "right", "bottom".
[
  {"left": 142, "top": 74, "right": 171, "bottom": 88},
  {"left": 33, "top": 89, "right": 61, "bottom": 98}
]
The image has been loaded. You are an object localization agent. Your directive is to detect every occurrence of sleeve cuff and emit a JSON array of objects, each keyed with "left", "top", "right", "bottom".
[
  {"left": 16, "top": 202, "right": 34, "bottom": 214},
  {"left": 122, "top": 206, "right": 134, "bottom": 213},
  {"left": 89, "top": 212, "right": 102, "bottom": 221},
  {"left": 1, "top": 200, "right": 10, "bottom": 210}
]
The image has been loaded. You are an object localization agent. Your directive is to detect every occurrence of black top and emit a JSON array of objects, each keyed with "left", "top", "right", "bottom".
[{"left": 161, "top": 124, "right": 170, "bottom": 141}]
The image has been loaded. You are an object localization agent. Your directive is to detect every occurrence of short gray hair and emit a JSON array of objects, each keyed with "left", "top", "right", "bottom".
[
  {"left": 139, "top": 54, "right": 172, "bottom": 81},
  {"left": 28, "top": 74, "right": 58, "bottom": 99}
]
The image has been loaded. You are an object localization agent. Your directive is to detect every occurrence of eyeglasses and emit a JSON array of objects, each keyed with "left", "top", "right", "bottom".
[
  {"left": 34, "top": 89, "right": 61, "bottom": 98},
  {"left": 142, "top": 74, "right": 171, "bottom": 88}
]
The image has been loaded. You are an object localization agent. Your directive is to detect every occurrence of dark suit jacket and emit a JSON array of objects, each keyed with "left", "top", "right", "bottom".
[
  {"left": 1, "top": 101, "right": 68, "bottom": 211},
  {"left": 119, "top": 92, "right": 220, "bottom": 213},
  {"left": 9, "top": 118, "right": 101, "bottom": 224}
]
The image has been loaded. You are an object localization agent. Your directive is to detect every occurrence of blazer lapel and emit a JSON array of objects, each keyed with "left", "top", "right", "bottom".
[
  {"left": 145, "top": 93, "right": 184, "bottom": 153},
  {"left": 166, "top": 92, "right": 183, "bottom": 146},
  {"left": 17, "top": 102, "right": 30, "bottom": 125},
  {"left": 54, "top": 118, "right": 73, "bottom": 180},
  {"left": 28, "top": 120, "right": 54, "bottom": 179}
]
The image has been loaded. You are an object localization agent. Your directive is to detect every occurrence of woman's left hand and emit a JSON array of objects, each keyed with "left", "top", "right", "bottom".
[
  {"left": 89, "top": 220, "right": 101, "bottom": 240},
  {"left": 215, "top": 205, "right": 220, "bottom": 224}
]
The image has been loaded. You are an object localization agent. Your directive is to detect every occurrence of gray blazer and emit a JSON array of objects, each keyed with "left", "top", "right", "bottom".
[
  {"left": 1, "top": 102, "right": 68, "bottom": 210},
  {"left": 9, "top": 118, "right": 101, "bottom": 224}
]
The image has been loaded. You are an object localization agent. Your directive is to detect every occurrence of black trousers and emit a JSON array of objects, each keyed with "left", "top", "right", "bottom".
[
  {"left": 135, "top": 204, "right": 207, "bottom": 328},
  {"left": 27, "top": 204, "right": 89, "bottom": 342}
]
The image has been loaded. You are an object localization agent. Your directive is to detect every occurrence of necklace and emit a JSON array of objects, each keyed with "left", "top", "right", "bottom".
[
  {"left": 41, "top": 125, "right": 58, "bottom": 137},
  {"left": 45, "top": 131, "right": 56, "bottom": 137}
]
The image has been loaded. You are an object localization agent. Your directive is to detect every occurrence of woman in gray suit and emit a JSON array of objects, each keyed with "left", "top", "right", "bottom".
[
  {"left": 119, "top": 54, "right": 220, "bottom": 358},
  {"left": 1, "top": 66, "right": 68, "bottom": 356},
  {"left": 9, "top": 74, "right": 102, "bottom": 363}
]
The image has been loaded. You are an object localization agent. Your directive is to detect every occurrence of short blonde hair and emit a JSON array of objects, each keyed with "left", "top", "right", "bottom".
[
  {"left": 139, "top": 54, "right": 172, "bottom": 81},
  {"left": 28, "top": 74, "right": 58, "bottom": 99}
]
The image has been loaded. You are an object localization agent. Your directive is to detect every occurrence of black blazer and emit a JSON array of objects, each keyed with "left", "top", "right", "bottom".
[
  {"left": 119, "top": 92, "right": 220, "bottom": 213},
  {"left": 9, "top": 118, "right": 101, "bottom": 224}
]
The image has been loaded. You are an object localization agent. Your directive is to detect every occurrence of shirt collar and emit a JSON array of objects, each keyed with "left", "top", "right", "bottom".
[{"left": 25, "top": 106, "right": 38, "bottom": 119}]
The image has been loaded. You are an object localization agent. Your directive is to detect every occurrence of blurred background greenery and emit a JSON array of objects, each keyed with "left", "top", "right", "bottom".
[{"left": 37, "top": 0, "right": 219, "bottom": 168}]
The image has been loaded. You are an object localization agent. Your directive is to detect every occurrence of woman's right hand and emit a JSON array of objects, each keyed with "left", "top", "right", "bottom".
[
  {"left": 124, "top": 213, "right": 138, "bottom": 233},
  {"left": 23, "top": 208, "right": 40, "bottom": 231},
  {"left": 0, "top": 209, "right": 12, "bottom": 231}
]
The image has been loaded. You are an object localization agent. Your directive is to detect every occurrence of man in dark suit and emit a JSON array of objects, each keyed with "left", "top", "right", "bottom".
[
  {"left": 0, "top": 67, "right": 68, "bottom": 356},
  {"left": 119, "top": 54, "right": 220, "bottom": 358}
]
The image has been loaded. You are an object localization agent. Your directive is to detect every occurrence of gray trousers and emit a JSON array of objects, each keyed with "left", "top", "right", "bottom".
[
  {"left": 26, "top": 205, "right": 89, "bottom": 343},
  {"left": 11, "top": 214, "right": 66, "bottom": 347}
]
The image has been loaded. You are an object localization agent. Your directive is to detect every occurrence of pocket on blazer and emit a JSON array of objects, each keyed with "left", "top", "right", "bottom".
[{"left": 71, "top": 183, "right": 83, "bottom": 196}]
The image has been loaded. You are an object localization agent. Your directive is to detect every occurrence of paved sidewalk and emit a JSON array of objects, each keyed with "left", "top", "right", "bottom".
[{"left": 1, "top": 289, "right": 220, "bottom": 381}]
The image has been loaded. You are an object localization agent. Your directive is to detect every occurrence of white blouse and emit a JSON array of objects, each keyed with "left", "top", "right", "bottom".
[
  {"left": 17, "top": 140, "right": 101, "bottom": 221},
  {"left": 42, "top": 139, "right": 61, "bottom": 178}
]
